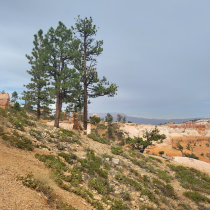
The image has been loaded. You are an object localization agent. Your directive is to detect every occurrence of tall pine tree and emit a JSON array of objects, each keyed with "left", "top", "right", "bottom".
[
  {"left": 23, "top": 29, "right": 52, "bottom": 119},
  {"left": 43, "top": 21, "right": 81, "bottom": 128},
  {"left": 72, "top": 16, "right": 118, "bottom": 130}
]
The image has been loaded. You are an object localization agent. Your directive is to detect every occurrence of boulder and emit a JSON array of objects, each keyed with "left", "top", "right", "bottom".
[{"left": 0, "top": 93, "right": 10, "bottom": 109}]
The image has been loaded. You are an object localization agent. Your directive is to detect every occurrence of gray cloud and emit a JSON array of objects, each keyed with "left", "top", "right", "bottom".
[{"left": 1, "top": 0, "right": 209, "bottom": 118}]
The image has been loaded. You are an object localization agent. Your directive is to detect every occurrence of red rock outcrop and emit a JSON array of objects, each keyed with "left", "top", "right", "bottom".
[{"left": 0, "top": 94, "right": 10, "bottom": 109}]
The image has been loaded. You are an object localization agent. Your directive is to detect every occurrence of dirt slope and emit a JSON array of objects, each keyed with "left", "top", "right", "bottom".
[{"left": 0, "top": 140, "right": 93, "bottom": 210}]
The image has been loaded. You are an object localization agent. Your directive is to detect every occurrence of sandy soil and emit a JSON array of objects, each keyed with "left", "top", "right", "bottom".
[{"left": 0, "top": 139, "right": 94, "bottom": 210}]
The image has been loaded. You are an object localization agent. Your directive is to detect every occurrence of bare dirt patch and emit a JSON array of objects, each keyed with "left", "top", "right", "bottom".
[{"left": 0, "top": 139, "right": 94, "bottom": 210}]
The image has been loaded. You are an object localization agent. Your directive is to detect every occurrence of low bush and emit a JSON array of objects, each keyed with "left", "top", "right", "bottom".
[
  {"left": 122, "top": 191, "right": 131, "bottom": 201},
  {"left": 88, "top": 177, "right": 113, "bottom": 195},
  {"left": 109, "top": 199, "right": 127, "bottom": 210},
  {"left": 87, "top": 134, "right": 111, "bottom": 145},
  {"left": 111, "top": 146, "right": 124, "bottom": 155},
  {"left": 58, "top": 152, "right": 77, "bottom": 164},
  {"left": 17, "top": 173, "right": 56, "bottom": 205},
  {"left": 183, "top": 191, "right": 210, "bottom": 204},
  {"left": 115, "top": 174, "right": 142, "bottom": 191},
  {"left": 184, "top": 153, "right": 199, "bottom": 160},
  {"left": 60, "top": 128, "right": 75, "bottom": 137},
  {"left": 159, "top": 151, "right": 164, "bottom": 155},
  {"left": 0, "top": 107, "right": 7, "bottom": 117},
  {"left": 153, "top": 177, "right": 176, "bottom": 199},
  {"left": 102, "top": 153, "right": 114, "bottom": 161},
  {"left": 168, "top": 165, "right": 210, "bottom": 193},
  {"left": 79, "top": 151, "right": 108, "bottom": 179},
  {"left": 141, "top": 188, "right": 159, "bottom": 204},
  {"left": 0, "top": 128, "right": 34, "bottom": 151}
]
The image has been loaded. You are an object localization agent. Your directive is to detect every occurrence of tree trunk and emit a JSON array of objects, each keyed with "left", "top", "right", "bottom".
[
  {"left": 37, "top": 99, "right": 41, "bottom": 120},
  {"left": 84, "top": 82, "right": 87, "bottom": 130},
  {"left": 54, "top": 92, "right": 62, "bottom": 128},
  {"left": 83, "top": 35, "right": 87, "bottom": 130},
  {"left": 37, "top": 87, "right": 41, "bottom": 120},
  {"left": 139, "top": 145, "right": 147, "bottom": 153}
]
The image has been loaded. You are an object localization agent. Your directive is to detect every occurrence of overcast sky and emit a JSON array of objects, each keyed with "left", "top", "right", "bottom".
[{"left": 1, "top": 0, "right": 210, "bottom": 119}]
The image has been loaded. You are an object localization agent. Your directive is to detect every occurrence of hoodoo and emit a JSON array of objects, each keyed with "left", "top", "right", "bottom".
[{"left": 0, "top": 93, "right": 10, "bottom": 109}]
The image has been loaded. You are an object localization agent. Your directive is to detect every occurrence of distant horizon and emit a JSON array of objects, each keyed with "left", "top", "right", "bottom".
[{"left": 88, "top": 112, "right": 204, "bottom": 120}]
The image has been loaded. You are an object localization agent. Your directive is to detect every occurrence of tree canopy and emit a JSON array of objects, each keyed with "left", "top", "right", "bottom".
[{"left": 72, "top": 16, "right": 118, "bottom": 130}]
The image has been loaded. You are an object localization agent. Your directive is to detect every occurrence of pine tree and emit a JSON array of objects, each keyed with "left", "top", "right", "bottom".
[
  {"left": 11, "top": 91, "right": 18, "bottom": 103},
  {"left": 23, "top": 29, "right": 52, "bottom": 120},
  {"left": 72, "top": 16, "right": 118, "bottom": 130},
  {"left": 105, "top": 113, "right": 113, "bottom": 139},
  {"left": 43, "top": 22, "right": 81, "bottom": 128}
]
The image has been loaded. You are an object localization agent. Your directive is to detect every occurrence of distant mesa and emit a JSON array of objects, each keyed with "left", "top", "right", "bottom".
[{"left": 0, "top": 93, "right": 10, "bottom": 109}]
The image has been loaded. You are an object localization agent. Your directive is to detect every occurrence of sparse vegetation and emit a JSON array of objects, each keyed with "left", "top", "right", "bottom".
[
  {"left": 87, "top": 134, "right": 111, "bottom": 145},
  {"left": 1, "top": 105, "right": 210, "bottom": 210}
]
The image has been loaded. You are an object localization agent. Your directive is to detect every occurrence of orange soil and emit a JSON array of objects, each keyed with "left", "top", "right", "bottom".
[{"left": 147, "top": 136, "right": 210, "bottom": 164}]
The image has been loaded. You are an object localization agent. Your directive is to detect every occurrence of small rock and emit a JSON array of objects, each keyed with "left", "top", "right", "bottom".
[
  {"left": 112, "top": 158, "right": 119, "bottom": 165},
  {"left": 153, "top": 204, "right": 157, "bottom": 208},
  {"left": 94, "top": 195, "right": 102, "bottom": 201},
  {"left": 130, "top": 201, "right": 135, "bottom": 205},
  {"left": 114, "top": 191, "right": 120, "bottom": 194}
]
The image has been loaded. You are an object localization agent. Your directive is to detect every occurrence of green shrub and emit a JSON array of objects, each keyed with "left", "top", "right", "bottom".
[
  {"left": 58, "top": 152, "right": 77, "bottom": 164},
  {"left": 79, "top": 151, "right": 108, "bottom": 179},
  {"left": 152, "top": 178, "right": 176, "bottom": 198},
  {"left": 156, "top": 170, "right": 172, "bottom": 183},
  {"left": 184, "top": 153, "right": 199, "bottom": 160},
  {"left": 17, "top": 173, "right": 56, "bottom": 205},
  {"left": 141, "top": 189, "right": 159, "bottom": 204},
  {"left": 129, "top": 168, "right": 139, "bottom": 176},
  {"left": 111, "top": 146, "right": 124, "bottom": 155},
  {"left": 1, "top": 129, "right": 34, "bottom": 151},
  {"left": 88, "top": 177, "right": 113, "bottom": 195},
  {"left": 183, "top": 191, "right": 210, "bottom": 204},
  {"left": 92, "top": 201, "right": 104, "bottom": 210},
  {"left": 168, "top": 165, "right": 210, "bottom": 193},
  {"left": 60, "top": 128, "right": 75, "bottom": 137},
  {"left": 115, "top": 174, "right": 142, "bottom": 191},
  {"left": 109, "top": 199, "right": 127, "bottom": 210},
  {"left": 159, "top": 151, "right": 164, "bottom": 155},
  {"left": 13, "top": 102, "right": 21, "bottom": 111},
  {"left": 67, "top": 166, "right": 82, "bottom": 187},
  {"left": 104, "top": 162, "right": 110, "bottom": 170},
  {"left": 87, "top": 134, "right": 111, "bottom": 145},
  {"left": 122, "top": 191, "right": 131, "bottom": 201},
  {"left": 102, "top": 153, "right": 113, "bottom": 161},
  {"left": 177, "top": 203, "right": 190, "bottom": 210},
  {"left": 35, "top": 154, "right": 67, "bottom": 174},
  {"left": 0, "top": 107, "right": 7, "bottom": 117},
  {"left": 58, "top": 201, "right": 78, "bottom": 210},
  {"left": 16, "top": 137, "right": 34, "bottom": 151}
]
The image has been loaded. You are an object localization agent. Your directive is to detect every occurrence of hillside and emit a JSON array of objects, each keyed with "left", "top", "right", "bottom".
[{"left": 0, "top": 107, "right": 210, "bottom": 210}]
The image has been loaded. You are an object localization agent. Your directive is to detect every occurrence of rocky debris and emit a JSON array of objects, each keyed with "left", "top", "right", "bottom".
[
  {"left": 0, "top": 93, "right": 10, "bottom": 109},
  {"left": 162, "top": 153, "right": 174, "bottom": 160}
]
